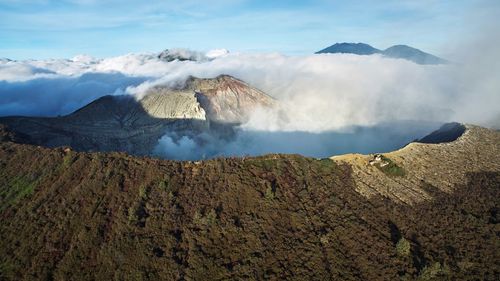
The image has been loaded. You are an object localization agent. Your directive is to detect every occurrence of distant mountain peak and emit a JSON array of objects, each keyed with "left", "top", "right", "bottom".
[
  {"left": 315, "top": 42, "right": 447, "bottom": 65},
  {"left": 316, "top": 42, "right": 380, "bottom": 55},
  {"left": 157, "top": 48, "right": 206, "bottom": 62},
  {"left": 382, "top": 45, "right": 447, "bottom": 65}
]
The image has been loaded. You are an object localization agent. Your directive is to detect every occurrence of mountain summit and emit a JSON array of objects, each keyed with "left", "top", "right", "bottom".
[
  {"left": 316, "top": 43, "right": 447, "bottom": 65},
  {"left": 315, "top": 42, "right": 380, "bottom": 55},
  {"left": 382, "top": 45, "right": 447, "bottom": 65}
]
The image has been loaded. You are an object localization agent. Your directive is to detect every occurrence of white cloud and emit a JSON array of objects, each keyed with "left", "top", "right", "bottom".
[
  {"left": 0, "top": 62, "right": 57, "bottom": 81},
  {"left": 0, "top": 71, "right": 147, "bottom": 116},
  {"left": 153, "top": 134, "right": 200, "bottom": 161},
  {"left": 119, "top": 52, "right": 460, "bottom": 131},
  {"left": 0, "top": 45, "right": 499, "bottom": 159},
  {"left": 205, "top": 49, "right": 229, "bottom": 59},
  {"left": 1, "top": 47, "right": 498, "bottom": 129}
]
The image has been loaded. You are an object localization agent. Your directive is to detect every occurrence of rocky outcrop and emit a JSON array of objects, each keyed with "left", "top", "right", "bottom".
[
  {"left": 140, "top": 88, "right": 206, "bottom": 120},
  {"left": 186, "top": 75, "right": 276, "bottom": 123}
]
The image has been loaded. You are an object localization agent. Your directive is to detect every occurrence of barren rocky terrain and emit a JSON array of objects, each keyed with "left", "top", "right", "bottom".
[{"left": 333, "top": 124, "right": 500, "bottom": 204}]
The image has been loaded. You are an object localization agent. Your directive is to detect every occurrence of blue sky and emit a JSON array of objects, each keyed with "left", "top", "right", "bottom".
[{"left": 0, "top": 0, "right": 496, "bottom": 59}]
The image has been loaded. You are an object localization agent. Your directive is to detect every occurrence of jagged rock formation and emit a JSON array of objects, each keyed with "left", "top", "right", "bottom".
[
  {"left": 0, "top": 75, "right": 274, "bottom": 155},
  {"left": 316, "top": 43, "right": 448, "bottom": 65},
  {"left": 186, "top": 75, "right": 275, "bottom": 123},
  {"left": 332, "top": 124, "right": 500, "bottom": 204},
  {"left": 0, "top": 124, "right": 498, "bottom": 280},
  {"left": 139, "top": 88, "right": 206, "bottom": 120}
]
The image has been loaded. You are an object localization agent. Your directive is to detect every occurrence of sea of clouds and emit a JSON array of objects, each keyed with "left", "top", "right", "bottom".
[{"left": 1, "top": 45, "right": 498, "bottom": 159}]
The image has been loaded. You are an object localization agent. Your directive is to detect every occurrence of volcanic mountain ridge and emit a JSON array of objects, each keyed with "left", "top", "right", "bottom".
[{"left": 0, "top": 75, "right": 275, "bottom": 155}]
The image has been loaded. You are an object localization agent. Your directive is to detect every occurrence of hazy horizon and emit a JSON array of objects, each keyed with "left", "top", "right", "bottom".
[{"left": 1, "top": 0, "right": 498, "bottom": 60}]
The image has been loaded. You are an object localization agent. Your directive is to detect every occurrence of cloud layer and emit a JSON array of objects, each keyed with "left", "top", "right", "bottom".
[
  {"left": 152, "top": 121, "right": 441, "bottom": 160},
  {"left": 1, "top": 46, "right": 499, "bottom": 159}
]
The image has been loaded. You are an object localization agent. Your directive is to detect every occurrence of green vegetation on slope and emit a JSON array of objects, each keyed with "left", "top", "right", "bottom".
[
  {"left": 376, "top": 155, "right": 406, "bottom": 177},
  {"left": 0, "top": 175, "right": 38, "bottom": 211}
]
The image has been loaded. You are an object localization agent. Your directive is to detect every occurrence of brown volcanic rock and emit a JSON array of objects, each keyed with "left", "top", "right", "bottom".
[{"left": 186, "top": 75, "right": 276, "bottom": 123}]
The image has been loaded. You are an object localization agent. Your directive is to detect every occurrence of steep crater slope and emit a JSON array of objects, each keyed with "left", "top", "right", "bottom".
[
  {"left": 333, "top": 124, "right": 500, "bottom": 204},
  {"left": 0, "top": 75, "right": 274, "bottom": 155},
  {"left": 187, "top": 75, "right": 275, "bottom": 123},
  {"left": 0, "top": 125, "right": 498, "bottom": 280}
]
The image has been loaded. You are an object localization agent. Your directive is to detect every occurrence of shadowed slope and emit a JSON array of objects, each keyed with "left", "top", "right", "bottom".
[
  {"left": 417, "top": 122, "right": 466, "bottom": 144},
  {"left": 0, "top": 95, "right": 209, "bottom": 155}
]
